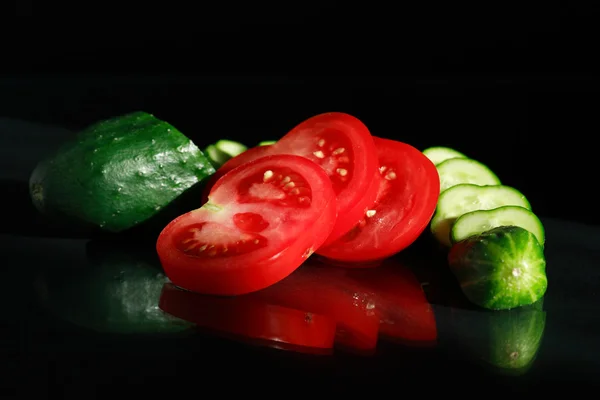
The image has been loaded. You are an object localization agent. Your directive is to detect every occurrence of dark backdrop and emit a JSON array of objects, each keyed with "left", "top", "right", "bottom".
[{"left": 2, "top": 2, "right": 597, "bottom": 226}]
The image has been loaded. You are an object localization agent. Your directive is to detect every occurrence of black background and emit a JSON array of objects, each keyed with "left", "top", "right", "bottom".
[
  {"left": 3, "top": 2, "right": 600, "bottom": 395},
  {"left": 4, "top": 2, "right": 598, "bottom": 225}
]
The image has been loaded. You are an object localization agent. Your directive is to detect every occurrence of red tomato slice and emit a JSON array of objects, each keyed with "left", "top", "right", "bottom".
[
  {"left": 159, "top": 283, "right": 336, "bottom": 355},
  {"left": 206, "top": 113, "right": 380, "bottom": 246},
  {"left": 253, "top": 261, "right": 380, "bottom": 355},
  {"left": 200, "top": 145, "right": 273, "bottom": 203},
  {"left": 345, "top": 258, "right": 438, "bottom": 346},
  {"left": 316, "top": 137, "right": 440, "bottom": 262},
  {"left": 156, "top": 154, "right": 337, "bottom": 296}
]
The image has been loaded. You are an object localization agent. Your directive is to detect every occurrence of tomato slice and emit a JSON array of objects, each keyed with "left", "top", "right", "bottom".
[
  {"left": 254, "top": 261, "right": 380, "bottom": 355},
  {"left": 159, "top": 283, "right": 336, "bottom": 354},
  {"left": 345, "top": 258, "right": 438, "bottom": 346},
  {"left": 156, "top": 154, "right": 337, "bottom": 295},
  {"left": 316, "top": 137, "right": 440, "bottom": 262},
  {"left": 206, "top": 113, "right": 380, "bottom": 246}
]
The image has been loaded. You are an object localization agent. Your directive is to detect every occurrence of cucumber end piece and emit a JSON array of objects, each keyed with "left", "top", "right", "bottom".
[{"left": 448, "top": 226, "right": 548, "bottom": 310}]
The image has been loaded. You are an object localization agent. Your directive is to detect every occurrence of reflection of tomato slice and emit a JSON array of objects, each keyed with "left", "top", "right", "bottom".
[
  {"left": 159, "top": 283, "right": 336, "bottom": 355},
  {"left": 156, "top": 154, "right": 337, "bottom": 296},
  {"left": 345, "top": 259, "right": 438, "bottom": 347},
  {"left": 316, "top": 137, "right": 440, "bottom": 263},
  {"left": 205, "top": 113, "right": 380, "bottom": 246},
  {"left": 253, "top": 263, "right": 380, "bottom": 355}
]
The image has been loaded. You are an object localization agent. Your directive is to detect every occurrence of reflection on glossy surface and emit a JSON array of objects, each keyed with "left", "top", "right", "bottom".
[
  {"left": 159, "top": 257, "right": 437, "bottom": 355},
  {"left": 159, "top": 283, "right": 337, "bottom": 355},
  {"left": 34, "top": 240, "right": 193, "bottom": 334},
  {"left": 447, "top": 298, "right": 546, "bottom": 375}
]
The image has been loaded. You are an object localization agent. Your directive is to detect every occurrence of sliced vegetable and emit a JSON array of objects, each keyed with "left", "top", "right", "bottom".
[
  {"left": 205, "top": 112, "right": 380, "bottom": 247},
  {"left": 258, "top": 140, "right": 277, "bottom": 146},
  {"left": 204, "top": 144, "right": 230, "bottom": 168},
  {"left": 316, "top": 137, "right": 440, "bottom": 262},
  {"left": 156, "top": 154, "right": 337, "bottom": 296},
  {"left": 431, "top": 183, "right": 531, "bottom": 247},
  {"left": 436, "top": 157, "right": 501, "bottom": 193},
  {"left": 205, "top": 139, "right": 248, "bottom": 168},
  {"left": 451, "top": 205, "right": 545, "bottom": 246},
  {"left": 423, "top": 146, "right": 468, "bottom": 166},
  {"left": 29, "top": 111, "right": 215, "bottom": 232},
  {"left": 215, "top": 139, "right": 247, "bottom": 157},
  {"left": 448, "top": 225, "right": 548, "bottom": 310}
]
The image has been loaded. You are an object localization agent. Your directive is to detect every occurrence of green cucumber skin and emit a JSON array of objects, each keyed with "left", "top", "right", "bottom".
[
  {"left": 29, "top": 111, "right": 215, "bottom": 232},
  {"left": 258, "top": 140, "right": 277, "bottom": 146},
  {"left": 451, "top": 206, "right": 545, "bottom": 246},
  {"left": 448, "top": 226, "right": 548, "bottom": 311}
]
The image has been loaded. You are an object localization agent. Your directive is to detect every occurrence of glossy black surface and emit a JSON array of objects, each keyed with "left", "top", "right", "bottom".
[{"left": 2, "top": 79, "right": 599, "bottom": 394}]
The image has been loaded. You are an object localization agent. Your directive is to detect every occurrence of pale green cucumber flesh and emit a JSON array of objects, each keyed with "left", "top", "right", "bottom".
[
  {"left": 423, "top": 146, "right": 467, "bottom": 166},
  {"left": 431, "top": 184, "right": 531, "bottom": 247},
  {"left": 215, "top": 139, "right": 247, "bottom": 157},
  {"left": 258, "top": 140, "right": 277, "bottom": 146},
  {"left": 451, "top": 205, "right": 545, "bottom": 246},
  {"left": 437, "top": 158, "right": 501, "bottom": 193},
  {"left": 205, "top": 144, "right": 230, "bottom": 167}
]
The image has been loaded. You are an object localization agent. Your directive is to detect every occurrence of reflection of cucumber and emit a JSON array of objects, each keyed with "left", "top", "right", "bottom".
[
  {"left": 488, "top": 300, "right": 546, "bottom": 373},
  {"left": 423, "top": 146, "right": 467, "bottom": 166},
  {"left": 451, "top": 206, "right": 545, "bottom": 246},
  {"left": 447, "top": 298, "right": 546, "bottom": 376},
  {"left": 448, "top": 226, "right": 547, "bottom": 310},
  {"left": 35, "top": 240, "right": 192, "bottom": 334},
  {"left": 436, "top": 158, "right": 501, "bottom": 193},
  {"left": 431, "top": 184, "right": 531, "bottom": 247}
]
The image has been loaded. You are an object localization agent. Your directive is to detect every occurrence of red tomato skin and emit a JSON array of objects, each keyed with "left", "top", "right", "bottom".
[
  {"left": 203, "top": 113, "right": 379, "bottom": 246},
  {"left": 316, "top": 137, "right": 440, "bottom": 263},
  {"left": 156, "top": 155, "right": 338, "bottom": 296},
  {"left": 159, "top": 283, "right": 336, "bottom": 354}
]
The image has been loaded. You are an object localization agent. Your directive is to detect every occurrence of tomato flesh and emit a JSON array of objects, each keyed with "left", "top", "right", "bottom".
[
  {"left": 159, "top": 283, "right": 336, "bottom": 354},
  {"left": 156, "top": 154, "right": 337, "bottom": 296},
  {"left": 316, "top": 137, "right": 440, "bottom": 262},
  {"left": 206, "top": 113, "right": 380, "bottom": 246}
]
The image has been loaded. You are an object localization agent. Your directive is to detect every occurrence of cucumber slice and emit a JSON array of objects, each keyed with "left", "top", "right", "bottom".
[
  {"left": 437, "top": 158, "right": 501, "bottom": 193},
  {"left": 205, "top": 140, "right": 248, "bottom": 168},
  {"left": 204, "top": 144, "right": 230, "bottom": 168},
  {"left": 451, "top": 206, "right": 545, "bottom": 246},
  {"left": 431, "top": 184, "right": 531, "bottom": 247},
  {"left": 215, "top": 139, "right": 247, "bottom": 157},
  {"left": 423, "top": 146, "right": 468, "bottom": 166},
  {"left": 258, "top": 140, "right": 277, "bottom": 146}
]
